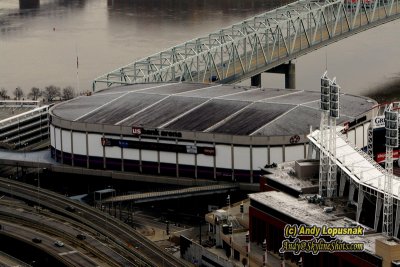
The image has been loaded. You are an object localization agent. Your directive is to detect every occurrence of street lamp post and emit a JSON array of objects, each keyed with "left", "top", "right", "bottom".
[
  {"left": 280, "top": 252, "right": 285, "bottom": 267},
  {"left": 262, "top": 238, "right": 267, "bottom": 266},
  {"left": 7, "top": 184, "right": 12, "bottom": 199},
  {"left": 226, "top": 195, "right": 234, "bottom": 260},
  {"left": 37, "top": 174, "right": 40, "bottom": 211},
  {"left": 34, "top": 164, "right": 41, "bottom": 211},
  {"left": 22, "top": 142, "right": 28, "bottom": 158}
]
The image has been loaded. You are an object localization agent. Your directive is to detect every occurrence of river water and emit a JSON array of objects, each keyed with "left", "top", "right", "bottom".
[{"left": 0, "top": 0, "right": 399, "bottom": 101}]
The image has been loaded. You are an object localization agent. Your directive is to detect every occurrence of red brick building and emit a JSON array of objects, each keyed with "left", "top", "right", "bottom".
[{"left": 249, "top": 191, "right": 384, "bottom": 267}]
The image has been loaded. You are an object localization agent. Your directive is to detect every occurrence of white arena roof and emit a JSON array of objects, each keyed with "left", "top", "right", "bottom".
[{"left": 51, "top": 82, "right": 375, "bottom": 137}]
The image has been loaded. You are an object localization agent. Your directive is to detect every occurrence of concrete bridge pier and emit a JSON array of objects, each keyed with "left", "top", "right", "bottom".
[
  {"left": 284, "top": 62, "right": 296, "bottom": 89},
  {"left": 250, "top": 74, "right": 262, "bottom": 87},
  {"left": 19, "top": 0, "right": 39, "bottom": 9},
  {"left": 250, "top": 61, "right": 296, "bottom": 88},
  {"left": 266, "top": 61, "right": 296, "bottom": 89}
]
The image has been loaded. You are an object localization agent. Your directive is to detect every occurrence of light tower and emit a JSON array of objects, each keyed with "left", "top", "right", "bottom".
[
  {"left": 367, "top": 122, "right": 374, "bottom": 158},
  {"left": 367, "top": 104, "right": 385, "bottom": 159},
  {"left": 319, "top": 72, "right": 340, "bottom": 198},
  {"left": 383, "top": 104, "right": 398, "bottom": 237},
  {"left": 327, "top": 78, "right": 340, "bottom": 198},
  {"left": 319, "top": 72, "right": 331, "bottom": 197}
]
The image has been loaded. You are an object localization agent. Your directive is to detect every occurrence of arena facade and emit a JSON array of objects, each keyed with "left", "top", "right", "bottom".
[{"left": 49, "top": 82, "right": 375, "bottom": 183}]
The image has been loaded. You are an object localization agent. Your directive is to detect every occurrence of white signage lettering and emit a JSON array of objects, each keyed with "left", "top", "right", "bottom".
[
  {"left": 372, "top": 115, "right": 400, "bottom": 129},
  {"left": 372, "top": 116, "right": 385, "bottom": 129}
]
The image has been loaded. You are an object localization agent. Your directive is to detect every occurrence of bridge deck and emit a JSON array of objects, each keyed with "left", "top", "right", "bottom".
[{"left": 102, "top": 184, "right": 239, "bottom": 204}]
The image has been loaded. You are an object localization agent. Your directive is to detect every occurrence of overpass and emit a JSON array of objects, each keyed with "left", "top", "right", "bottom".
[
  {"left": 93, "top": 0, "right": 400, "bottom": 90},
  {"left": 101, "top": 184, "right": 239, "bottom": 204}
]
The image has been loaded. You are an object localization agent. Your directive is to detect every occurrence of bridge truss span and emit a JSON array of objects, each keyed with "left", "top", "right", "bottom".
[{"left": 93, "top": 0, "right": 400, "bottom": 90}]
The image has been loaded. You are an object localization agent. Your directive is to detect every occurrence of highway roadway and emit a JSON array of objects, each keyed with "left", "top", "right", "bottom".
[
  {"left": 0, "top": 200, "right": 132, "bottom": 266},
  {"left": 0, "top": 177, "right": 191, "bottom": 267},
  {"left": 0, "top": 250, "right": 31, "bottom": 267},
  {"left": 1, "top": 221, "right": 98, "bottom": 267}
]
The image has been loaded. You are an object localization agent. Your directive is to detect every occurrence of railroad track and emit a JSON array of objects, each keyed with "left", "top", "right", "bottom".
[{"left": 0, "top": 177, "right": 190, "bottom": 267}]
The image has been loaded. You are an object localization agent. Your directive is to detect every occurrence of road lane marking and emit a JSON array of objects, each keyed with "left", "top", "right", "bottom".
[{"left": 59, "top": 250, "right": 78, "bottom": 256}]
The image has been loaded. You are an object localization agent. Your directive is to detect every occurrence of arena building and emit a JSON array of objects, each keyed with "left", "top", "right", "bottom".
[{"left": 49, "top": 82, "right": 375, "bottom": 184}]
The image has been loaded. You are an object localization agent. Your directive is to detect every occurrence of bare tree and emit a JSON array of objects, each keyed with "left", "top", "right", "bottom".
[
  {"left": 0, "top": 88, "right": 8, "bottom": 100},
  {"left": 28, "top": 87, "right": 41, "bottom": 100},
  {"left": 62, "top": 86, "right": 75, "bottom": 100},
  {"left": 42, "top": 85, "right": 61, "bottom": 101},
  {"left": 13, "top": 86, "right": 24, "bottom": 100}
]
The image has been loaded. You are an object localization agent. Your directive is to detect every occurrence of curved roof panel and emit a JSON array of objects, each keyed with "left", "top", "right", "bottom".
[{"left": 51, "top": 82, "right": 376, "bottom": 136}]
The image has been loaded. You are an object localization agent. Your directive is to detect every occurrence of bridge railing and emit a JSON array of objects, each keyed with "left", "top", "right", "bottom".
[
  {"left": 0, "top": 100, "right": 40, "bottom": 108},
  {"left": 93, "top": 0, "right": 400, "bottom": 90}
]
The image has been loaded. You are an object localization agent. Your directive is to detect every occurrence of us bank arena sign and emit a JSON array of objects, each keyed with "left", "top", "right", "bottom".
[{"left": 132, "top": 127, "right": 182, "bottom": 138}]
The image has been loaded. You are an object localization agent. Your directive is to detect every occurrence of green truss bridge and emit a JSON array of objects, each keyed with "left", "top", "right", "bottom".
[{"left": 93, "top": 0, "right": 400, "bottom": 90}]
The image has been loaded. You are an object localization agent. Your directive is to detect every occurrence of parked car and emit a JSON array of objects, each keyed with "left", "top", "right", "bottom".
[
  {"left": 76, "top": 234, "right": 86, "bottom": 240},
  {"left": 32, "top": 237, "right": 42, "bottom": 243},
  {"left": 65, "top": 206, "right": 76, "bottom": 212},
  {"left": 54, "top": 240, "right": 64, "bottom": 247}
]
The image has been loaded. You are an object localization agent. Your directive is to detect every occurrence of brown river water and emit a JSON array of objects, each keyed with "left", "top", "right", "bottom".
[{"left": 0, "top": 0, "right": 399, "bottom": 101}]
